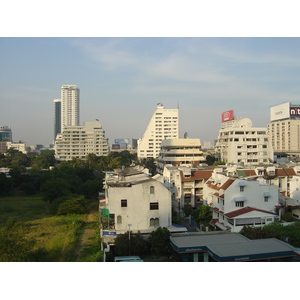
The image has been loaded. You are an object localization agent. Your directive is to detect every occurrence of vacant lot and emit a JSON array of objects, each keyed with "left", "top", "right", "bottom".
[{"left": 0, "top": 195, "right": 101, "bottom": 262}]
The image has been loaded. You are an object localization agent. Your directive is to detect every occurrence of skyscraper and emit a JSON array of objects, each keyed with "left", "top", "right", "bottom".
[
  {"left": 53, "top": 99, "right": 61, "bottom": 140},
  {"left": 60, "top": 85, "right": 80, "bottom": 130},
  {"left": 137, "top": 103, "right": 179, "bottom": 159}
]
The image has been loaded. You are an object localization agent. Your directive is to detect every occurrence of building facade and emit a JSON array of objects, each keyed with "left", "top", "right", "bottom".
[
  {"left": 268, "top": 102, "right": 300, "bottom": 157},
  {"left": 157, "top": 138, "right": 206, "bottom": 174},
  {"left": 53, "top": 99, "right": 61, "bottom": 140},
  {"left": 203, "top": 169, "right": 281, "bottom": 232},
  {"left": 54, "top": 121, "right": 109, "bottom": 161},
  {"left": 102, "top": 166, "right": 172, "bottom": 234},
  {"left": 137, "top": 104, "right": 179, "bottom": 159},
  {"left": 6, "top": 141, "right": 27, "bottom": 154},
  {"left": 60, "top": 85, "right": 80, "bottom": 130},
  {"left": 215, "top": 116, "right": 273, "bottom": 166},
  {"left": 0, "top": 126, "right": 12, "bottom": 154}
]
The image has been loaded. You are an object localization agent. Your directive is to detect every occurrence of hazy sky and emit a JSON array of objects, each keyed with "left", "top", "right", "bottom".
[{"left": 1, "top": 37, "right": 300, "bottom": 146}]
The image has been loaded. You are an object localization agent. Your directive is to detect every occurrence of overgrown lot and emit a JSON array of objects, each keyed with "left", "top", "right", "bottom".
[{"left": 0, "top": 195, "right": 101, "bottom": 262}]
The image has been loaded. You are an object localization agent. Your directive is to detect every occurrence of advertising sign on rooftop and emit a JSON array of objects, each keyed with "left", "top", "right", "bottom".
[
  {"left": 221, "top": 110, "right": 234, "bottom": 122},
  {"left": 270, "top": 102, "right": 290, "bottom": 121}
]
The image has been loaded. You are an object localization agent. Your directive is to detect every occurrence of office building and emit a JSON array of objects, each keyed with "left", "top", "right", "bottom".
[
  {"left": 53, "top": 99, "right": 61, "bottom": 140},
  {"left": 137, "top": 103, "right": 179, "bottom": 159},
  {"left": 0, "top": 126, "right": 12, "bottom": 153},
  {"left": 6, "top": 141, "right": 27, "bottom": 154},
  {"left": 268, "top": 102, "right": 300, "bottom": 157},
  {"left": 215, "top": 110, "right": 273, "bottom": 166},
  {"left": 60, "top": 85, "right": 80, "bottom": 130},
  {"left": 54, "top": 121, "right": 109, "bottom": 161}
]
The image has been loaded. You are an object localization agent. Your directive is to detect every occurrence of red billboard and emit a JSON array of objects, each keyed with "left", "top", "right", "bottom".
[{"left": 222, "top": 110, "right": 234, "bottom": 122}]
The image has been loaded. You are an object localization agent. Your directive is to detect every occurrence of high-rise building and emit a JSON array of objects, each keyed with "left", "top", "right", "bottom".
[
  {"left": 137, "top": 103, "right": 179, "bottom": 159},
  {"left": 215, "top": 110, "right": 273, "bottom": 166},
  {"left": 53, "top": 99, "right": 61, "bottom": 140},
  {"left": 60, "top": 85, "right": 80, "bottom": 130},
  {"left": 54, "top": 121, "right": 109, "bottom": 161},
  {"left": 268, "top": 102, "right": 300, "bottom": 157},
  {"left": 0, "top": 126, "right": 12, "bottom": 153}
]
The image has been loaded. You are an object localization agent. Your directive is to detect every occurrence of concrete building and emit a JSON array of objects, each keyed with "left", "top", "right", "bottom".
[
  {"left": 6, "top": 141, "right": 27, "bottom": 154},
  {"left": 54, "top": 121, "right": 109, "bottom": 161},
  {"left": 156, "top": 138, "right": 206, "bottom": 174},
  {"left": 162, "top": 166, "right": 214, "bottom": 215},
  {"left": 53, "top": 99, "right": 61, "bottom": 140},
  {"left": 203, "top": 169, "right": 281, "bottom": 232},
  {"left": 137, "top": 103, "right": 179, "bottom": 159},
  {"left": 0, "top": 126, "right": 12, "bottom": 154},
  {"left": 101, "top": 166, "right": 175, "bottom": 235},
  {"left": 215, "top": 113, "right": 273, "bottom": 166},
  {"left": 268, "top": 102, "right": 300, "bottom": 157},
  {"left": 60, "top": 85, "right": 80, "bottom": 130}
]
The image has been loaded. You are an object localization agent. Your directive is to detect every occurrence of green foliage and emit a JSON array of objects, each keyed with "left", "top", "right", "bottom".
[
  {"left": 148, "top": 227, "right": 171, "bottom": 256},
  {"left": 205, "top": 153, "right": 216, "bottom": 165},
  {"left": 240, "top": 222, "right": 300, "bottom": 248},
  {"left": 0, "top": 220, "right": 38, "bottom": 262},
  {"left": 191, "top": 204, "right": 212, "bottom": 226},
  {"left": 182, "top": 204, "right": 193, "bottom": 217},
  {"left": 114, "top": 231, "right": 148, "bottom": 257},
  {"left": 56, "top": 195, "right": 87, "bottom": 215},
  {"left": 0, "top": 173, "right": 11, "bottom": 196},
  {"left": 281, "top": 213, "right": 294, "bottom": 222},
  {"left": 139, "top": 158, "right": 157, "bottom": 175}
]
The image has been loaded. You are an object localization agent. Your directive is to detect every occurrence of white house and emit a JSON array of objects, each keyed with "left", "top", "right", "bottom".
[
  {"left": 102, "top": 166, "right": 174, "bottom": 235},
  {"left": 203, "top": 169, "right": 281, "bottom": 232}
]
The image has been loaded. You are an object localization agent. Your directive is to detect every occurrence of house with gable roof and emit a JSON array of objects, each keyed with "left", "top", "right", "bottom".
[{"left": 203, "top": 168, "right": 281, "bottom": 232}]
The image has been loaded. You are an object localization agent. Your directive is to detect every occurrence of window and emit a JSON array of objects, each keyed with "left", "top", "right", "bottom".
[
  {"left": 240, "top": 186, "right": 244, "bottom": 192},
  {"left": 150, "top": 218, "right": 159, "bottom": 227},
  {"left": 150, "top": 202, "right": 159, "bottom": 210},
  {"left": 117, "top": 215, "right": 122, "bottom": 224},
  {"left": 150, "top": 186, "right": 155, "bottom": 194},
  {"left": 121, "top": 199, "right": 127, "bottom": 207},
  {"left": 264, "top": 197, "right": 269, "bottom": 202},
  {"left": 236, "top": 201, "right": 244, "bottom": 207}
]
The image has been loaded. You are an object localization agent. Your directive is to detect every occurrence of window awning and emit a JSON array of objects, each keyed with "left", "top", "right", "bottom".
[
  {"left": 234, "top": 197, "right": 247, "bottom": 202},
  {"left": 263, "top": 192, "right": 271, "bottom": 197},
  {"left": 239, "top": 182, "right": 247, "bottom": 186}
]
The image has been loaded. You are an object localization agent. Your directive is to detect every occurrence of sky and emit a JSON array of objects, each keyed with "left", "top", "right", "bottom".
[
  {"left": 1, "top": 1, "right": 300, "bottom": 148},
  {"left": 1, "top": 37, "right": 300, "bottom": 147}
]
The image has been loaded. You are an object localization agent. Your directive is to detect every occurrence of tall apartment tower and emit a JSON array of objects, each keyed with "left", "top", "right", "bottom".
[
  {"left": 137, "top": 103, "right": 179, "bottom": 159},
  {"left": 61, "top": 85, "right": 80, "bottom": 130},
  {"left": 268, "top": 102, "right": 300, "bottom": 157},
  {"left": 215, "top": 111, "right": 273, "bottom": 166},
  {"left": 53, "top": 99, "right": 61, "bottom": 140}
]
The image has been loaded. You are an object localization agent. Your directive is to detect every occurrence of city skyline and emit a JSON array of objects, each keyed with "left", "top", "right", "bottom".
[{"left": 1, "top": 37, "right": 300, "bottom": 146}]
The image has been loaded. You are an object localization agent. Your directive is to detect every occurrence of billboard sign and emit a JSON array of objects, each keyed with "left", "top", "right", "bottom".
[
  {"left": 222, "top": 110, "right": 234, "bottom": 122},
  {"left": 290, "top": 106, "right": 300, "bottom": 116},
  {"left": 115, "top": 138, "right": 130, "bottom": 144},
  {"left": 270, "top": 102, "right": 290, "bottom": 121}
]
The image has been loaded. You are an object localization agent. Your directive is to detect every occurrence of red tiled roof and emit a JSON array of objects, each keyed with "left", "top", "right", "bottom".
[
  {"left": 244, "top": 170, "right": 256, "bottom": 176},
  {"left": 220, "top": 179, "right": 235, "bottom": 190},
  {"left": 224, "top": 206, "right": 278, "bottom": 218},
  {"left": 276, "top": 168, "right": 296, "bottom": 177},
  {"left": 181, "top": 170, "right": 214, "bottom": 181}
]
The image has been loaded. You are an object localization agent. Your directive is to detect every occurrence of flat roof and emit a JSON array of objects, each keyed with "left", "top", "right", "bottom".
[{"left": 170, "top": 232, "right": 300, "bottom": 261}]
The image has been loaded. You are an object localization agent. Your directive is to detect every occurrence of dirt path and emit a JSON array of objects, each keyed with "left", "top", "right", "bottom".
[{"left": 75, "top": 204, "right": 98, "bottom": 261}]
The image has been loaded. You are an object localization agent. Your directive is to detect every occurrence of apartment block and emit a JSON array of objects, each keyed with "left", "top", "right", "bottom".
[
  {"left": 138, "top": 103, "right": 179, "bottom": 159},
  {"left": 54, "top": 121, "right": 108, "bottom": 161}
]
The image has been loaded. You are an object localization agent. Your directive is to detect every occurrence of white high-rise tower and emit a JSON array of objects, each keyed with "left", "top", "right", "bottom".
[
  {"left": 137, "top": 103, "right": 179, "bottom": 159},
  {"left": 61, "top": 85, "right": 80, "bottom": 130}
]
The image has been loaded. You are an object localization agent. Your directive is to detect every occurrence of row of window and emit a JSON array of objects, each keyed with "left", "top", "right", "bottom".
[{"left": 121, "top": 199, "right": 159, "bottom": 210}]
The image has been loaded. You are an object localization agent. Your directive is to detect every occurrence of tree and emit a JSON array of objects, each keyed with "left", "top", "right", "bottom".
[
  {"left": 56, "top": 194, "right": 87, "bottom": 215},
  {"left": 0, "top": 173, "right": 11, "bottom": 196},
  {"left": 148, "top": 227, "right": 170, "bottom": 256},
  {"left": 191, "top": 204, "right": 212, "bottom": 226}
]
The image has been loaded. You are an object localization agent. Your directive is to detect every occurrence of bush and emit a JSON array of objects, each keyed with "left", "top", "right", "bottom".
[{"left": 56, "top": 195, "right": 87, "bottom": 215}]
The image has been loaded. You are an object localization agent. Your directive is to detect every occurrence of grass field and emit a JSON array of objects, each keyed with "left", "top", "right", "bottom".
[{"left": 0, "top": 194, "right": 101, "bottom": 262}]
